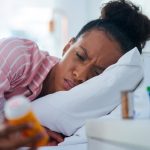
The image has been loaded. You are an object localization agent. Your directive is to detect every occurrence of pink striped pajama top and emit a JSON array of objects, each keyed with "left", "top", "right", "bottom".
[{"left": 0, "top": 37, "right": 59, "bottom": 111}]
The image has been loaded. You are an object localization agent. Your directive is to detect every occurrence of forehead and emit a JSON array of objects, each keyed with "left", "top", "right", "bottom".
[{"left": 75, "top": 30, "right": 123, "bottom": 68}]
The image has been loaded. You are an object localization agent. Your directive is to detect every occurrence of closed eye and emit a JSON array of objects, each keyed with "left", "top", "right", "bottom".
[{"left": 76, "top": 52, "right": 86, "bottom": 61}]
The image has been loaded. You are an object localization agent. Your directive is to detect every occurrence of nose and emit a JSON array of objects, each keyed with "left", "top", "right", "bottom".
[{"left": 72, "top": 66, "right": 89, "bottom": 83}]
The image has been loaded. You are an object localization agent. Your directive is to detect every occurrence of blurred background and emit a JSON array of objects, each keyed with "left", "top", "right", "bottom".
[{"left": 0, "top": 0, "right": 149, "bottom": 57}]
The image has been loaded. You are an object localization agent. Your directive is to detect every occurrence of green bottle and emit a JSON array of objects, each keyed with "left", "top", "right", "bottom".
[{"left": 147, "top": 86, "right": 150, "bottom": 98}]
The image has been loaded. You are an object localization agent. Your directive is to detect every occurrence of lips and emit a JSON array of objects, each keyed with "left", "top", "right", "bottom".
[{"left": 64, "top": 79, "right": 77, "bottom": 90}]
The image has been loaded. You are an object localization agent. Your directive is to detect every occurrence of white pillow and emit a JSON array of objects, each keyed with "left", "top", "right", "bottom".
[{"left": 31, "top": 47, "right": 143, "bottom": 136}]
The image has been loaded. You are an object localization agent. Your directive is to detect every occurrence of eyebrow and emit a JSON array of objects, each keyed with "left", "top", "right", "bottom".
[{"left": 80, "top": 46, "right": 106, "bottom": 71}]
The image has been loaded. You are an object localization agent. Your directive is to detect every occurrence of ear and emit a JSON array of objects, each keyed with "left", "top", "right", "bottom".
[{"left": 62, "top": 38, "right": 75, "bottom": 56}]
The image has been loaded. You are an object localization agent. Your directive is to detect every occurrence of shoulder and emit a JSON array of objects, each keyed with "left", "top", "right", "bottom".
[
  {"left": 0, "top": 37, "right": 40, "bottom": 74},
  {"left": 0, "top": 37, "right": 38, "bottom": 50},
  {"left": 0, "top": 37, "right": 41, "bottom": 58}
]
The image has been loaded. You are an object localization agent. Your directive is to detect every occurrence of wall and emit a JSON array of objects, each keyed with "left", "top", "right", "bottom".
[
  {"left": 0, "top": 0, "right": 88, "bottom": 57},
  {"left": 0, "top": 0, "right": 149, "bottom": 55}
]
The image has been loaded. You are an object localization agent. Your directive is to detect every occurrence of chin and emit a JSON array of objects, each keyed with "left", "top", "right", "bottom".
[{"left": 54, "top": 86, "right": 66, "bottom": 92}]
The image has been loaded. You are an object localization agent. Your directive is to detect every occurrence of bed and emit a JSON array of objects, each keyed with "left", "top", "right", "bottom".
[{"left": 28, "top": 46, "right": 150, "bottom": 150}]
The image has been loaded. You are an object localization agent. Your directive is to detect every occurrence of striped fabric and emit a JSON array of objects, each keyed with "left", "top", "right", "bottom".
[{"left": 0, "top": 37, "right": 59, "bottom": 110}]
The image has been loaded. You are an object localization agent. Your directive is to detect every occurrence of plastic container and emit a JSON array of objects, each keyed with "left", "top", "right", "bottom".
[
  {"left": 121, "top": 91, "right": 134, "bottom": 119},
  {"left": 4, "top": 95, "right": 49, "bottom": 146}
]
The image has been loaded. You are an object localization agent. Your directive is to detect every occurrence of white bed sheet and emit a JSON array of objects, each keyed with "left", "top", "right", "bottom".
[
  {"left": 19, "top": 144, "right": 87, "bottom": 150},
  {"left": 37, "top": 144, "right": 87, "bottom": 150}
]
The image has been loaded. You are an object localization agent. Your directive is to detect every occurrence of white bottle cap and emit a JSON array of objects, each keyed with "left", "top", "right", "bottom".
[{"left": 4, "top": 95, "right": 31, "bottom": 119}]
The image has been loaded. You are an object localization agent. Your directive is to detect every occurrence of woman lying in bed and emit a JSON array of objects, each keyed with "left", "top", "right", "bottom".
[{"left": 0, "top": 0, "right": 150, "bottom": 149}]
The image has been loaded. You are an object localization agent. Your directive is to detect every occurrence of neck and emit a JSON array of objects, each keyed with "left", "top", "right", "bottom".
[{"left": 38, "top": 64, "right": 57, "bottom": 98}]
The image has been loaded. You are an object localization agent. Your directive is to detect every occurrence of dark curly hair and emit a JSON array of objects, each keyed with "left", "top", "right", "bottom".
[
  {"left": 75, "top": 0, "right": 150, "bottom": 54},
  {"left": 101, "top": 0, "right": 150, "bottom": 53}
]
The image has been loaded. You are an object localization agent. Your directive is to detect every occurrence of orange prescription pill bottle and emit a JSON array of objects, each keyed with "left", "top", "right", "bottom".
[{"left": 4, "top": 95, "right": 49, "bottom": 146}]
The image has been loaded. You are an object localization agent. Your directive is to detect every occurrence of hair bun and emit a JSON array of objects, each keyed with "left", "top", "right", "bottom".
[{"left": 101, "top": 0, "right": 150, "bottom": 50}]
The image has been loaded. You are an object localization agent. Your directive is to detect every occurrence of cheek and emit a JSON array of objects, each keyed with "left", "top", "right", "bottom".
[
  {"left": 63, "top": 60, "right": 75, "bottom": 73},
  {"left": 57, "top": 59, "right": 73, "bottom": 78},
  {"left": 62, "top": 53, "right": 77, "bottom": 71},
  {"left": 100, "top": 54, "right": 121, "bottom": 68},
  {"left": 109, "top": 54, "right": 121, "bottom": 65}
]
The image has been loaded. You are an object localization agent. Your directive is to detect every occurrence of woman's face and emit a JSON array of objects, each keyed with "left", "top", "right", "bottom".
[{"left": 49, "top": 30, "right": 123, "bottom": 93}]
